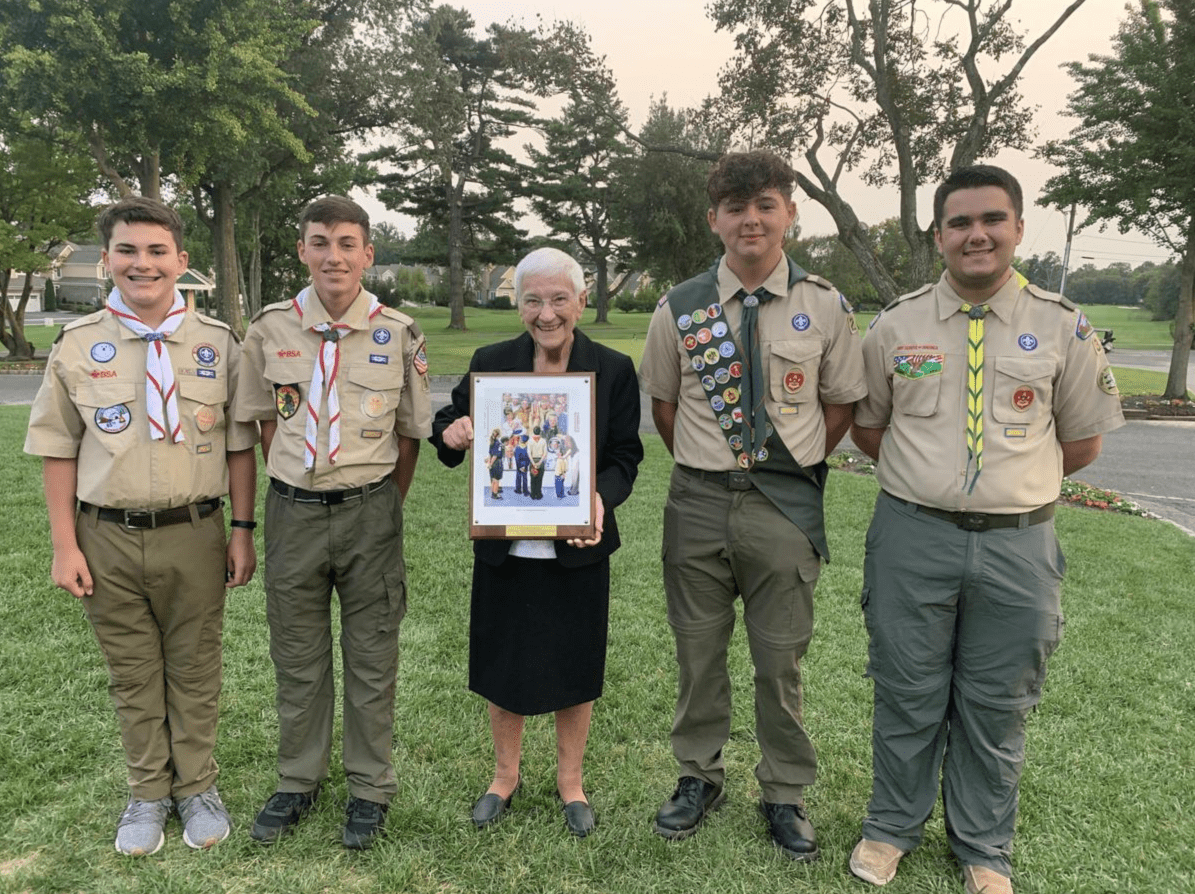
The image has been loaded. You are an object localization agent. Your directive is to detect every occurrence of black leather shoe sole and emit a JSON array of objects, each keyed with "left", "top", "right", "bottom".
[{"left": 652, "top": 788, "right": 726, "bottom": 841}]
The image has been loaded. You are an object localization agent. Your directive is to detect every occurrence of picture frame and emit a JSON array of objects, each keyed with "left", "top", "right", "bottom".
[{"left": 468, "top": 372, "right": 597, "bottom": 541}]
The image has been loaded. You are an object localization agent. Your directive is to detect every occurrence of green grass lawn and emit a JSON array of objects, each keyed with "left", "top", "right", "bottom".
[{"left": 1, "top": 404, "right": 1192, "bottom": 893}]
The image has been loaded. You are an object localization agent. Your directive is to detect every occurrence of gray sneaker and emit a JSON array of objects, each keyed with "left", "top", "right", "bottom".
[
  {"left": 115, "top": 796, "right": 172, "bottom": 856},
  {"left": 176, "top": 786, "right": 232, "bottom": 850}
]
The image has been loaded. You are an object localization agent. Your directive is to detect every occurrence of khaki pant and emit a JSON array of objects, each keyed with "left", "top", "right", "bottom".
[
  {"left": 264, "top": 479, "right": 407, "bottom": 803},
  {"left": 661, "top": 465, "right": 822, "bottom": 803},
  {"left": 77, "top": 506, "right": 227, "bottom": 800}
]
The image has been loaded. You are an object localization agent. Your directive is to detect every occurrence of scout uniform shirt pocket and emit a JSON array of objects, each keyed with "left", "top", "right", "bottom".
[
  {"left": 767, "top": 339, "right": 822, "bottom": 413},
  {"left": 890, "top": 350, "right": 945, "bottom": 418},
  {"left": 263, "top": 359, "right": 310, "bottom": 432},
  {"left": 345, "top": 363, "right": 404, "bottom": 457},
  {"left": 75, "top": 381, "right": 139, "bottom": 455},
  {"left": 177, "top": 375, "right": 228, "bottom": 441},
  {"left": 990, "top": 356, "right": 1054, "bottom": 424}
]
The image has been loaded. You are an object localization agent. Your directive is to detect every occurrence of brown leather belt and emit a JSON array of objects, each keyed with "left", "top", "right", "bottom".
[
  {"left": 676, "top": 463, "right": 755, "bottom": 491},
  {"left": 884, "top": 491, "right": 1055, "bottom": 532},
  {"left": 270, "top": 477, "right": 390, "bottom": 505},
  {"left": 81, "top": 498, "right": 223, "bottom": 529}
]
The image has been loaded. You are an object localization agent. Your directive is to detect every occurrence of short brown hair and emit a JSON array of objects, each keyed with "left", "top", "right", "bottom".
[
  {"left": 707, "top": 150, "right": 796, "bottom": 207},
  {"left": 97, "top": 197, "right": 184, "bottom": 251},
  {"left": 933, "top": 165, "right": 1023, "bottom": 229},
  {"left": 299, "top": 195, "right": 371, "bottom": 243}
]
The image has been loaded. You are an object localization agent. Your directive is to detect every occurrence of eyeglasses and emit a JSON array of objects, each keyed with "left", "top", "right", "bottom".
[{"left": 521, "top": 295, "right": 575, "bottom": 312}]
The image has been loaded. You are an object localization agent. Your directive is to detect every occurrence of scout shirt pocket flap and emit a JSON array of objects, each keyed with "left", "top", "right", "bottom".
[
  {"left": 177, "top": 375, "right": 227, "bottom": 407},
  {"left": 768, "top": 340, "right": 821, "bottom": 404},
  {"left": 75, "top": 380, "right": 138, "bottom": 410},
  {"left": 346, "top": 362, "right": 404, "bottom": 422},
  {"left": 891, "top": 351, "right": 945, "bottom": 418},
  {"left": 75, "top": 381, "right": 138, "bottom": 443},
  {"left": 991, "top": 356, "right": 1054, "bottom": 424}
]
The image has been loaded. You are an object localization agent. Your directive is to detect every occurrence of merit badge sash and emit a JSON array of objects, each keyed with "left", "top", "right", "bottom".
[{"left": 666, "top": 257, "right": 830, "bottom": 559}]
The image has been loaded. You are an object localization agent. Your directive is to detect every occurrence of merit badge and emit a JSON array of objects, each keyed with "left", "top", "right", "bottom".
[
  {"left": 712, "top": 321, "right": 729, "bottom": 338},
  {"left": 692, "top": 309, "right": 707, "bottom": 325},
  {"left": 677, "top": 314, "right": 693, "bottom": 331},
  {"left": 1075, "top": 312, "right": 1094, "bottom": 340},
  {"left": 704, "top": 347, "right": 720, "bottom": 365},
  {"left": 413, "top": 344, "right": 428, "bottom": 375},
  {"left": 362, "top": 391, "right": 388, "bottom": 418},
  {"left": 728, "top": 361, "right": 743, "bottom": 379},
  {"left": 1018, "top": 333, "right": 1038, "bottom": 351},
  {"left": 684, "top": 334, "right": 698, "bottom": 351},
  {"left": 732, "top": 407, "right": 744, "bottom": 423},
  {"left": 94, "top": 404, "right": 131, "bottom": 434},
  {"left": 691, "top": 355, "right": 706, "bottom": 372},
  {"left": 193, "top": 343, "right": 219, "bottom": 367},
  {"left": 1012, "top": 385, "right": 1035, "bottom": 411},
  {"left": 783, "top": 367, "right": 805, "bottom": 393},
  {"left": 701, "top": 375, "right": 716, "bottom": 391},
  {"left": 1098, "top": 367, "right": 1119, "bottom": 395},
  {"left": 361, "top": 429, "right": 384, "bottom": 439},
  {"left": 723, "top": 387, "right": 740, "bottom": 405},
  {"left": 755, "top": 447, "right": 769, "bottom": 462},
  {"left": 706, "top": 303, "right": 722, "bottom": 319},
  {"left": 791, "top": 313, "right": 811, "bottom": 332},
  {"left": 892, "top": 353, "right": 944, "bottom": 379},
  {"left": 696, "top": 328, "right": 712, "bottom": 344},
  {"left": 737, "top": 452, "right": 751, "bottom": 469},
  {"left": 369, "top": 353, "right": 389, "bottom": 364},
  {"left": 711, "top": 395, "right": 726, "bottom": 412},
  {"left": 274, "top": 383, "right": 301, "bottom": 419},
  {"left": 718, "top": 413, "right": 733, "bottom": 430},
  {"left": 373, "top": 328, "right": 392, "bottom": 345},
  {"left": 729, "top": 434, "right": 743, "bottom": 451},
  {"left": 714, "top": 367, "right": 730, "bottom": 384},
  {"left": 90, "top": 342, "right": 116, "bottom": 363},
  {"left": 718, "top": 341, "right": 736, "bottom": 358},
  {"left": 195, "top": 405, "right": 217, "bottom": 432}
]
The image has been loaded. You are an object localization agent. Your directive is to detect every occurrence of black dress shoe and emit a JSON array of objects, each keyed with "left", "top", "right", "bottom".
[
  {"left": 653, "top": 776, "right": 725, "bottom": 840},
  {"left": 561, "top": 800, "right": 596, "bottom": 838},
  {"left": 758, "top": 800, "right": 819, "bottom": 862},
  {"left": 471, "top": 780, "right": 519, "bottom": 829}
]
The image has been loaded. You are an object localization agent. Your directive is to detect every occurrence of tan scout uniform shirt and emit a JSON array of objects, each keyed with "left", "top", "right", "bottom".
[
  {"left": 640, "top": 256, "right": 867, "bottom": 470},
  {"left": 234, "top": 289, "right": 432, "bottom": 489},
  {"left": 855, "top": 272, "right": 1126, "bottom": 514},
  {"left": 24, "top": 309, "right": 257, "bottom": 509}
]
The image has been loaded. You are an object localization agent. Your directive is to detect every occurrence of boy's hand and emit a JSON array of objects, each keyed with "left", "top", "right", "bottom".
[
  {"left": 442, "top": 416, "right": 474, "bottom": 451},
  {"left": 226, "top": 528, "right": 257, "bottom": 588},
  {"left": 52, "top": 547, "right": 94, "bottom": 598}
]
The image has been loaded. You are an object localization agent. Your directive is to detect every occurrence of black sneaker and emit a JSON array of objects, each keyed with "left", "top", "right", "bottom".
[
  {"left": 249, "top": 789, "right": 318, "bottom": 843},
  {"left": 652, "top": 776, "right": 725, "bottom": 840},
  {"left": 343, "top": 797, "right": 388, "bottom": 850}
]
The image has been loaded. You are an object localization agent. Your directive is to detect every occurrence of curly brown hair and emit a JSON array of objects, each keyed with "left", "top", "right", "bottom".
[{"left": 706, "top": 150, "right": 796, "bottom": 207}]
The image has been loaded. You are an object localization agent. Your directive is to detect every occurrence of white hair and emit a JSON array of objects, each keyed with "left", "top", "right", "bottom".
[{"left": 513, "top": 247, "right": 585, "bottom": 301}]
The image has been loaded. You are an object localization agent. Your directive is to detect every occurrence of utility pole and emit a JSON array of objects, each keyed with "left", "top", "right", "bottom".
[{"left": 1058, "top": 202, "right": 1077, "bottom": 296}]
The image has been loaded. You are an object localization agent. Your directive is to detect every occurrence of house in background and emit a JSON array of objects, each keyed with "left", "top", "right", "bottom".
[
  {"left": 3, "top": 272, "right": 48, "bottom": 313},
  {"left": 178, "top": 268, "right": 217, "bottom": 314},
  {"left": 52, "top": 243, "right": 107, "bottom": 308}
]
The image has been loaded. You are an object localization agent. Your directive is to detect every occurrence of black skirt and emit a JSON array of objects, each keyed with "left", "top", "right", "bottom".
[{"left": 469, "top": 554, "right": 610, "bottom": 716}]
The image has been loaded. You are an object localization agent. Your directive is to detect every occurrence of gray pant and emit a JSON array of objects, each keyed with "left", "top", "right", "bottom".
[
  {"left": 264, "top": 478, "right": 407, "bottom": 803},
  {"left": 662, "top": 465, "right": 822, "bottom": 803},
  {"left": 860, "top": 491, "right": 1065, "bottom": 876}
]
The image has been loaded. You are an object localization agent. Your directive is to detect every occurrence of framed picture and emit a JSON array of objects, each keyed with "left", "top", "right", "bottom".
[{"left": 468, "top": 372, "right": 596, "bottom": 540}]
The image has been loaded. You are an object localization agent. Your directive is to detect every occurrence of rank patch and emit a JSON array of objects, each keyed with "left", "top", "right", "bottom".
[
  {"left": 362, "top": 391, "right": 388, "bottom": 418},
  {"left": 893, "top": 353, "right": 944, "bottom": 379},
  {"left": 195, "top": 405, "right": 217, "bottom": 432},
  {"left": 1012, "top": 385, "right": 1035, "bottom": 411},
  {"left": 373, "top": 328, "right": 392, "bottom": 345},
  {"left": 413, "top": 344, "right": 428, "bottom": 376},
  {"left": 193, "top": 343, "right": 219, "bottom": 367},
  {"left": 90, "top": 342, "right": 116, "bottom": 363},
  {"left": 274, "top": 384, "right": 301, "bottom": 419},
  {"left": 783, "top": 367, "right": 806, "bottom": 393},
  {"left": 95, "top": 404, "right": 131, "bottom": 434},
  {"left": 369, "top": 353, "right": 389, "bottom": 364},
  {"left": 1098, "top": 367, "right": 1119, "bottom": 395},
  {"left": 1018, "top": 333, "right": 1038, "bottom": 351},
  {"left": 792, "top": 313, "right": 811, "bottom": 332}
]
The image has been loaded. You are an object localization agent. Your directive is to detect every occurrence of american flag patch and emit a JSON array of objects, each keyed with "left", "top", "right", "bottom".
[{"left": 413, "top": 344, "right": 428, "bottom": 376}]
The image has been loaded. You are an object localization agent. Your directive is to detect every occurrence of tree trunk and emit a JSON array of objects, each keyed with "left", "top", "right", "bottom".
[
  {"left": 212, "top": 181, "right": 245, "bottom": 337},
  {"left": 447, "top": 174, "right": 467, "bottom": 330},
  {"left": 1, "top": 274, "right": 34, "bottom": 360},
  {"left": 138, "top": 150, "right": 162, "bottom": 201},
  {"left": 245, "top": 207, "right": 263, "bottom": 317},
  {"left": 0, "top": 269, "right": 13, "bottom": 355},
  {"left": 1163, "top": 228, "right": 1194, "bottom": 400},
  {"left": 592, "top": 253, "right": 609, "bottom": 324}
]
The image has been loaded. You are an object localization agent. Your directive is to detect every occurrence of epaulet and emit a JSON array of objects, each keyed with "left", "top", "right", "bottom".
[
  {"left": 61, "top": 309, "right": 108, "bottom": 334},
  {"left": 1024, "top": 283, "right": 1076, "bottom": 310},
  {"left": 868, "top": 283, "right": 931, "bottom": 331},
  {"left": 803, "top": 273, "right": 836, "bottom": 292},
  {"left": 378, "top": 305, "right": 420, "bottom": 337},
  {"left": 193, "top": 311, "right": 233, "bottom": 333},
  {"left": 250, "top": 299, "right": 293, "bottom": 324}
]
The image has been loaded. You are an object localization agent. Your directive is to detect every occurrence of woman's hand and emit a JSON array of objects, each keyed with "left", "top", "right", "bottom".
[
  {"left": 567, "top": 493, "right": 604, "bottom": 549},
  {"left": 442, "top": 416, "right": 474, "bottom": 451}
]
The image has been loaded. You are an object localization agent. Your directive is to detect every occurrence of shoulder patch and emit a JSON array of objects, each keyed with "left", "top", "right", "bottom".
[{"left": 657, "top": 293, "right": 669, "bottom": 308}]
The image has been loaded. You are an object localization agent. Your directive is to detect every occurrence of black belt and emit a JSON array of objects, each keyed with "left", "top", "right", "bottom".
[
  {"left": 82, "top": 498, "right": 223, "bottom": 529},
  {"left": 676, "top": 463, "right": 755, "bottom": 491},
  {"left": 270, "top": 477, "right": 390, "bottom": 505},
  {"left": 884, "top": 491, "right": 1055, "bottom": 532}
]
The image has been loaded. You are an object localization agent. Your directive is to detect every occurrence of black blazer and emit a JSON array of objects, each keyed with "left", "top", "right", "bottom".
[{"left": 430, "top": 329, "right": 644, "bottom": 569}]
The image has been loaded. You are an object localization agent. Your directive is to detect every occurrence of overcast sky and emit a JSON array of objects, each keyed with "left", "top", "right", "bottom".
[{"left": 355, "top": 0, "right": 1173, "bottom": 270}]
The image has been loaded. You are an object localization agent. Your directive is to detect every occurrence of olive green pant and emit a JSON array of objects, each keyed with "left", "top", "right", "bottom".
[
  {"left": 661, "top": 466, "right": 822, "bottom": 803},
  {"left": 77, "top": 505, "right": 227, "bottom": 801},
  {"left": 264, "top": 479, "right": 407, "bottom": 803}
]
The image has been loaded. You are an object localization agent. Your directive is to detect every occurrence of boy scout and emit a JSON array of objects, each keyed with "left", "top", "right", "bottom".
[
  {"left": 233, "top": 196, "right": 431, "bottom": 850},
  {"left": 639, "top": 150, "right": 866, "bottom": 860},
  {"left": 25, "top": 196, "right": 258, "bottom": 855},
  {"left": 848, "top": 166, "right": 1125, "bottom": 894}
]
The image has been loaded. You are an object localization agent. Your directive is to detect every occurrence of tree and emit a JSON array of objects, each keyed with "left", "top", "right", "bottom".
[
  {"left": 1040, "top": 0, "right": 1194, "bottom": 399},
  {"left": 707, "top": 0, "right": 1088, "bottom": 306},
  {"left": 371, "top": 223, "right": 408, "bottom": 266}
]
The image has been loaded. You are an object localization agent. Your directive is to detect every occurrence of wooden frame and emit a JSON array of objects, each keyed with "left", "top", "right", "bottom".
[{"left": 468, "top": 372, "right": 597, "bottom": 541}]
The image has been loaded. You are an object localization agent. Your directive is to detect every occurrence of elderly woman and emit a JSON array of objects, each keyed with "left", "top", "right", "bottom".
[{"left": 430, "top": 248, "right": 643, "bottom": 838}]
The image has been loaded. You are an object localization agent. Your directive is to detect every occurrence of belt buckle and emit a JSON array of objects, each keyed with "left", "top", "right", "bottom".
[
  {"left": 727, "top": 471, "right": 753, "bottom": 491},
  {"left": 123, "top": 509, "right": 154, "bottom": 529},
  {"left": 959, "top": 512, "right": 990, "bottom": 532}
]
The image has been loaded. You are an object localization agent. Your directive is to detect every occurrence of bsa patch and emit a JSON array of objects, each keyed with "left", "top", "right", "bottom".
[
  {"left": 1004, "top": 427, "right": 1027, "bottom": 438},
  {"left": 706, "top": 303, "right": 722, "bottom": 319},
  {"left": 373, "top": 328, "right": 392, "bottom": 345},
  {"left": 413, "top": 344, "right": 428, "bottom": 376},
  {"left": 692, "top": 309, "right": 707, "bottom": 325},
  {"left": 677, "top": 314, "right": 693, "bottom": 331},
  {"left": 369, "top": 353, "right": 389, "bottom": 364},
  {"left": 696, "top": 328, "right": 712, "bottom": 345},
  {"left": 1075, "top": 312, "right": 1094, "bottom": 340},
  {"left": 1012, "top": 385, "right": 1035, "bottom": 411},
  {"left": 90, "top": 342, "right": 116, "bottom": 363},
  {"left": 701, "top": 375, "right": 716, "bottom": 391},
  {"left": 893, "top": 353, "right": 944, "bottom": 379},
  {"left": 711, "top": 395, "right": 726, "bottom": 412},
  {"left": 728, "top": 434, "right": 743, "bottom": 451},
  {"left": 195, "top": 405, "right": 217, "bottom": 432},
  {"left": 362, "top": 391, "right": 388, "bottom": 418},
  {"left": 723, "top": 387, "right": 740, "bottom": 405},
  {"left": 783, "top": 367, "right": 806, "bottom": 393},
  {"left": 718, "top": 341, "right": 736, "bottom": 358},
  {"left": 95, "top": 404, "right": 131, "bottom": 434},
  {"left": 1018, "top": 333, "right": 1038, "bottom": 351},
  {"left": 274, "top": 383, "right": 301, "bottom": 419},
  {"left": 778, "top": 406, "right": 798, "bottom": 416},
  {"left": 193, "top": 343, "right": 219, "bottom": 367},
  {"left": 361, "top": 429, "right": 384, "bottom": 439},
  {"left": 704, "top": 347, "right": 720, "bottom": 365},
  {"left": 691, "top": 356, "right": 706, "bottom": 372},
  {"left": 90, "top": 370, "right": 117, "bottom": 379},
  {"left": 197, "top": 368, "right": 216, "bottom": 379},
  {"left": 196, "top": 443, "right": 213, "bottom": 454},
  {"left": 712, "top": 321, "right": 728, "bottom": 338},
  {"left": 728, "top": 361, "right": 743, "bottom": 378},
  {"left": 791, "top": 313, "right": 811, "bottom": 332},
  {"left": 1098, "top": 367, "right": 1119, "bottom": 395},
  {"left": 718, "top": 413, "right": 733, "bottom": 430},
  {"left": 276, "top": 349, "right": 302, "bottom": 358},
  {"left": 684, "top": 334, "right": 698, "bottom": 351}
]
